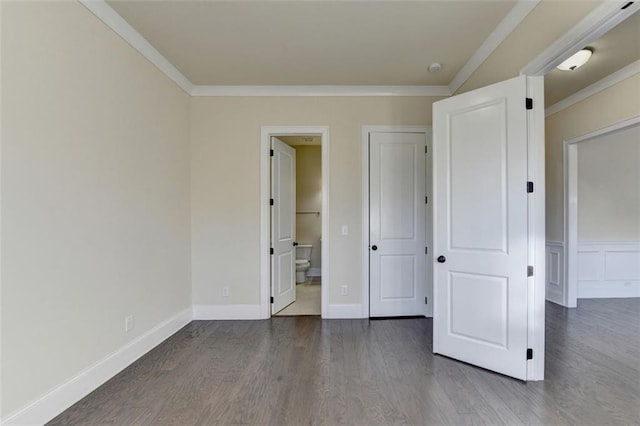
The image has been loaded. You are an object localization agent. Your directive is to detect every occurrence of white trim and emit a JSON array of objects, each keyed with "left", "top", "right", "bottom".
[
  {"left": 361, "top": 126, "right": 432, "bottom": 319},
  {"left": 577, "top": 241, "right": 640, "bottom": 247},
  {"left": 260, "top": 126, "right": 330, "bottom": 319},
  {"left": 1, "top": 308, "right": 192, "bottom": 426},
  {"left": 327, "top": 304, "right": 366, "bottom": 319},
  {"left": 563, "top": 115, "right": 640, "bottom": 309},
  {"left": 546, "top": 241, "right": 565, "bottom": 306},
  {"left": 521, "top": 1, "right": 640, "bottom": 76},
  {"left": 546, "top": 59, "right": 640, "bottom": 117},
  {"left": 526, "top": 76, "right": 546, "bottom": 381},
  {"left": 192, "top": 304, "right": 262, "bottom": 320},
  {"left": 79, "top": 0, "right": 193, "bottom": 94},
  {"left": 191, "top": 85, "right": 450, "bottom": 97},
  {"left": 448, "top": 0, "right": 540, "bottom": 94}
]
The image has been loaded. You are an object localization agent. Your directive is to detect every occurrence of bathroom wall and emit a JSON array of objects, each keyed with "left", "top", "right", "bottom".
[{"left": 294, "top": 145, "right": 322, "bottom": 271}]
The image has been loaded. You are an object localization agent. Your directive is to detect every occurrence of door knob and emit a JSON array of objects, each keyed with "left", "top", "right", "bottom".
[
  {"left": 371, "top": 245, "right": 378, "bottom": 251},
  {"left": 437, "top": 255, "right": 446, "bottom": 263},
  {"left": 293, "top": 242, "right": 298, "bottom": 246}
]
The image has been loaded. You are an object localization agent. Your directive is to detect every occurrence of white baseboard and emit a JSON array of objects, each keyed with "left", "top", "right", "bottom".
[
  {"left": 192, "top": 304, "right": 263, "bottom": 320},
  {"left": 307, "top": 268, "right": 321, "bottom": 277},
  {"left": 326, "top": 303, "right": 366, "bottom": 319},
  {"left": 1, "top": 308, "right": 192, "bottom": 426},
  {"left": 546, "top": 241, "right": 565, "bottom": 305},
  {"left": 578, "top": 241, "right": 640, "bottom": 299}
]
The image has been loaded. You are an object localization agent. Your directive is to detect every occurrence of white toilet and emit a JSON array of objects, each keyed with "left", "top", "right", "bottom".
[{"left": 295, "top": 245, "right": 313, "bottom": 283}]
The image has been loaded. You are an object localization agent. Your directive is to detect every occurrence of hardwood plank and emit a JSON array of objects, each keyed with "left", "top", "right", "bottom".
[{"left": 49, "top": 299, "right": 640, "bottom": 426}]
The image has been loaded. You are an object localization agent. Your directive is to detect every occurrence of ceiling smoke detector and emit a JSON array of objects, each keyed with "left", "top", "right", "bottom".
[{"left": 428, "top": 62, "right": 442, "bottom": 73}]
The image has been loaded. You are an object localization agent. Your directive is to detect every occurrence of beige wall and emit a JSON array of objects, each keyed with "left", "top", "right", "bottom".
[
  {"left": 1, "top": 2, "right": 191, "bottom": 417},
  {"left": 294, "top": 145, "right": 322, "bottom": 269},
  {"left": 190, "top": 97, "right": 438, "bottom": 306},
  {"left": 578, "top": 125, "right": 640, "bottom": 241},
  {"left": 545, "top": 73, "right": 640, "bottom": 241},
  {"left": 456, "top": 0, "right": 599, "bottom": 94}
]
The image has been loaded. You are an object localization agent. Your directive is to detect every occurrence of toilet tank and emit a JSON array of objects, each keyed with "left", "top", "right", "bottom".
[{"left": 295, "top": 245, "right": 312, "bottom": 261}]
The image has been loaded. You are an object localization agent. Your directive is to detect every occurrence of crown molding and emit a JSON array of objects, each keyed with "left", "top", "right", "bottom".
[
  {"left": 521, "top": 1, "right": 640, "bottom": 76},
  {"left": 545, "top": 59, "right": 640, "bottom": 117},
  {"left": 79, "top": 0, "right": 193, "bottom": 94},
  {"left": 190, "top": 85, "right": 451, "bottom": 97},
  {"left": 449, "top": 0, "right": 540, "bottom": 95}
]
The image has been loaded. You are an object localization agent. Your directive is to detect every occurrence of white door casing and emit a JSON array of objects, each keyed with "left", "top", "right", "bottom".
[
  {"left": 271, "top": 137, "right": 296, "bottom": 314},
  {"left": 369, "top": 132, "right": 427, "bottom": 317},
  {"left": 433, "top": 75, "right": 530, "bottom": 380}
]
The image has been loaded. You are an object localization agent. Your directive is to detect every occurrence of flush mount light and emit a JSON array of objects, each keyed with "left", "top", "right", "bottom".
[{"left": 557, "top": 48, "right": 593, "bottom": 71}]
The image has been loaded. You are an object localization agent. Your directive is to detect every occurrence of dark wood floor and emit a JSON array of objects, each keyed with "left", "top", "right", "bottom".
[{"left": 50, "top": 299, "right": 640, "bottom": 425}]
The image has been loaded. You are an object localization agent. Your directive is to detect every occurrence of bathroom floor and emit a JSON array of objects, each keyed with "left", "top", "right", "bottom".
[{"left": 274, "top": 277, "right": 321, "bottom": 316}]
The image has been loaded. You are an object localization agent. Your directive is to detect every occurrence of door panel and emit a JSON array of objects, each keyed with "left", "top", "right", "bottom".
[
  {"left": 450, "top": 100, "right": 508, "bottom": 252},
  {"left": 271, "top": 137, "right": 296, "bottom": 314},
  {"left": 433, "top": 75, "right": 529, "bottom": 380},
  {"left": 370, "top": 132, "right": 426, "bottom": 317}
]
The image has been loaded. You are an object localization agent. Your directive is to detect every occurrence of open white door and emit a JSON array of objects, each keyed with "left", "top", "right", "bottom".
[
  {"left": 433, "top": 76, "right": 530, "bottom": 380},
  {"left": 271, "top": 137, "right": 296, "bottom": 314},
  {"left": 369, "top": 131, "right": 427, "bottom": 317}
]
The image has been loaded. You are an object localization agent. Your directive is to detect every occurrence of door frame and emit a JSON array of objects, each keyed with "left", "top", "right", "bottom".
[
  {"left": 563, "top": 115, "right": 640, "bottom": 308},
  {"left": 361, "top": 126, "right": 433, "bottom": 318},
  {"left": 260, "top": 126, "right": 330, "bottom": 319}
]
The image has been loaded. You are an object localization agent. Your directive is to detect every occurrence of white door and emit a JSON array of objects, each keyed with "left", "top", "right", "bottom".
[
  {"left": 271, "top": 137, "right": 296, "bottom": 314},
  {"left": 433, "top": 76, "right": 529, "bottom": 380},
  {"left": 370, "top": 132, "right": 427, "bottom": 317}
]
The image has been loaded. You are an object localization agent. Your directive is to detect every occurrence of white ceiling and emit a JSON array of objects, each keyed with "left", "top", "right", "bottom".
[
  {"left": 545, "top": 10, "right": 640, "bottom": 107},
  {"left": 107, "top": 0, "right": 517, "bottom": 86}
]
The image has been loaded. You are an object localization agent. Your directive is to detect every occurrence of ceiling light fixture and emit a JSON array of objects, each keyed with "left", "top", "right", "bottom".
[
  {"left": 557, "top": 48, "right": 593, "bottom": 71},
  {"left": 428, "top": 62, "right": 442, "bottom": 73}
]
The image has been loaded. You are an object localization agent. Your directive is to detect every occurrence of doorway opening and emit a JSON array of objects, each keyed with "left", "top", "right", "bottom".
[
  {"left": 563, "top": 116, "right": 640, "bottom": 307},
  {"left": 273, "top": 135, "right": 323, "bottom": 316},
  {"left": 260, "top": 126, "right": 329, "bottom": 319}
]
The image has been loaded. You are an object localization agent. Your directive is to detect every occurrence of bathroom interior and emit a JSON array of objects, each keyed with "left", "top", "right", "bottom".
[{"left": 275, "top": 135, "right": 322, "bottom": 316}]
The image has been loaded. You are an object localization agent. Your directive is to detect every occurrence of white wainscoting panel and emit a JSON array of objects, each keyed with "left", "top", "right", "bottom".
[
  {"left": 577, "top": 242, "right": 640, "bottom": 298},
  {"left": 546, "top": 241, "right": 565, "bottom": 305}
]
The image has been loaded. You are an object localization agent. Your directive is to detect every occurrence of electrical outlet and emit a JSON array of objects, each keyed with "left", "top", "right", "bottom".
[
  {"left": 341, "top": 225, "right": 349, "bottom": 236},
  {"left": 341, "top": 285, "right": 348, "bottom": 296},
  {"left": 222, "top": 286, "right": 230, "bottom": 297},
  {"left": 125, "top": 315, "right": 134, "bottom": 333}
]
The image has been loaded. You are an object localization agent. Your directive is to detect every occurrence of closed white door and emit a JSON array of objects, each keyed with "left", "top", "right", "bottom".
[
  {"left": 271, "top": 137, "right": 296, "bottom": 314},
  {"left": 370, "top": 132, "right": 427, "bottom": 317},
  {"left": 433, "top": 76, "right": 529, "bottom": 380}
]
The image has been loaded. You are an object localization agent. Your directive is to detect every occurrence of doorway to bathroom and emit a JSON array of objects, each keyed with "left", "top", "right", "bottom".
[{"left": 259, "top": 126, "right": 329, "bottom": 318}]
